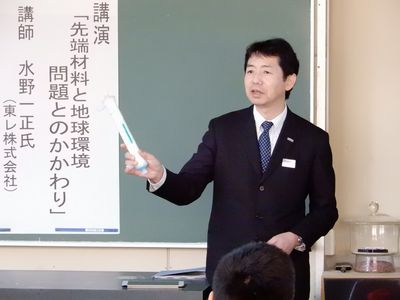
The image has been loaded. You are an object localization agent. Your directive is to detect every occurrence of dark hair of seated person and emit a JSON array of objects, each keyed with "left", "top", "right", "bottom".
[{"left": 211, "top": 242, "right": 295, "bottom": 300}]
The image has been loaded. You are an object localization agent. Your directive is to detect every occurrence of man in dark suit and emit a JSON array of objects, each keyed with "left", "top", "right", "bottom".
[{"left": 123, "top": 38, "right": 338, "bottom": 300}]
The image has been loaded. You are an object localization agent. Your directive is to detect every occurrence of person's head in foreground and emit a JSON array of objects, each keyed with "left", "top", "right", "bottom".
[{"left": 208, "top": 242, "right": 295, "bottom": 300}]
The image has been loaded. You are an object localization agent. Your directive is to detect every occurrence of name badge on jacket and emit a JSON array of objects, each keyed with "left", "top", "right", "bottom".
[{"left": 282, "top": 158, "right": 296, "bottom": 169}]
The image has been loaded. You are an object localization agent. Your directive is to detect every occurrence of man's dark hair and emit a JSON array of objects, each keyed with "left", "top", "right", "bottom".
[
  {"left": 244, "top": 38, "right": 299, "bottom": 99},
  {"left": 212, "top": 242, "right": 295, "bottom": 300}
]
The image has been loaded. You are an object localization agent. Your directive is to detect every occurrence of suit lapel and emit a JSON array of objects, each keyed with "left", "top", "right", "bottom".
[
  {"left": 262, "top": 109, "right": 297, "bottom": 181},
  {"left": 238, "top": 107, "right": 263, "bottom": 174}
]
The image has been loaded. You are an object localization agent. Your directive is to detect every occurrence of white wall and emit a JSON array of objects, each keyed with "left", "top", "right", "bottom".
[
  {"left": 0, "top": 242, "right": 206, "bottom": 272},
  {"left": 328, "top": 0, "right": 400, "bottom": 264}
]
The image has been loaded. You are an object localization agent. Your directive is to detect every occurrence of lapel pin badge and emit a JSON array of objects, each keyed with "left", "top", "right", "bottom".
[{"left": 287, "top": 137, "right": 294, "bottom": 143}]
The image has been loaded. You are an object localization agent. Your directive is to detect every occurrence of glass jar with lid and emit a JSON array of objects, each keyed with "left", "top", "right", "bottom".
[{"left": 345, "top": 201, "right": 400, "bottom": 272}]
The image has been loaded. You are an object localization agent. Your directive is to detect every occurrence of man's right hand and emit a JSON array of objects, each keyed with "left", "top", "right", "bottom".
[{"left": 121, "top": 144, "right": 164, "bottom": 184}]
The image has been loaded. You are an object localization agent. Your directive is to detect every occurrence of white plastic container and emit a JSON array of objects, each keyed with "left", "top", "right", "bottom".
[{"left": 354, "top": 254, "right": 395, "bottom": 273}]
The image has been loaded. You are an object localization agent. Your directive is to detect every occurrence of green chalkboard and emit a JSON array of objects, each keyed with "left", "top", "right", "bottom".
[{"left": 5, "top": 0, "right": 311, "bottom": 243}]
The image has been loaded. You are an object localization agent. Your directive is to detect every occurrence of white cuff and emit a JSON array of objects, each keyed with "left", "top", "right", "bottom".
[{"left": 148, "top": 166, "right": 167, "bottom": 192}]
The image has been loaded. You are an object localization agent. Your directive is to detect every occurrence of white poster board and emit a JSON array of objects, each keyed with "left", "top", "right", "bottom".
[{"left": 0, "top": 0, "right": 119, "bottom": 234}]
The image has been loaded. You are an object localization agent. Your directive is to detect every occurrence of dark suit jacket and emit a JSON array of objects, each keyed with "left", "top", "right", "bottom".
[{"left": 151, "top": 106, "right": 338, "bottom": 299}]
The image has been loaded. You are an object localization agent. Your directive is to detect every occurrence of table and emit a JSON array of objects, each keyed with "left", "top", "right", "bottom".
[{"left": 0, "top": 270, "right": 209, "bottom": 300}]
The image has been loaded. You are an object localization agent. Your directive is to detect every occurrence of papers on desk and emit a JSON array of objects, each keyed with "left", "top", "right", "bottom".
[
  {"left": 152, "top": 267, "right": 206, "bottom": 280},
  {"left": 120, "top": 268, "right": 205, "bottom": 290},
  {"left": 121, "top": 279, "right": 186, "bottom": 289}
]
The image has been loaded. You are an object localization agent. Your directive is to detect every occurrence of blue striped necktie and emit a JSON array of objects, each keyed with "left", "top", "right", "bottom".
[{"left": 259, "top": 121, "right": 273, "bottom": 172}]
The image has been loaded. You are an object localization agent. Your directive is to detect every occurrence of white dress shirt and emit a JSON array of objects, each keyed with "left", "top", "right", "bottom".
[{"left": 253, "top": 104, "right": 287, "bottom": 154}]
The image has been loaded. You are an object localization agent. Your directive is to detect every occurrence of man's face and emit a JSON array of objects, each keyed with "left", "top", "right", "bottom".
[{"left": 244, "top": 54, "right": 295, "bottom": 111}]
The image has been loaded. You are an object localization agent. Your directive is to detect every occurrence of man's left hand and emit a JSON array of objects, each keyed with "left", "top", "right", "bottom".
[{"left": 266, "top": 232, "right": 299, "bottom": 254}]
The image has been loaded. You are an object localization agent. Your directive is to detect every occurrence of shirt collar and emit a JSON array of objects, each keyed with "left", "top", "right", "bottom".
[{"left": 253, "top": 105, "right": 287, "bottom": 133}]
